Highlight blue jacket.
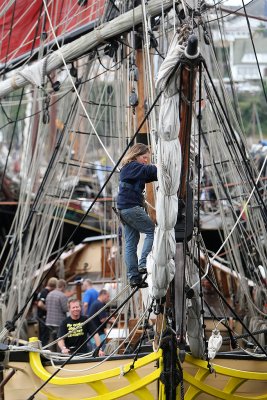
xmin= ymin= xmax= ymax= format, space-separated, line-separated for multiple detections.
xmin=117 ymin=161 xmax=157 ymax=209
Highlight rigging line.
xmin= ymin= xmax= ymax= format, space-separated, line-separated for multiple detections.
xmin=49 ymin=303 xmax=151 ymax=373
xmin=0 ymin=0 xmax=15 ymax=17
xmin=0 ymin=88 xmax=25 ymax=198
xmin=81 ymin=100 xmax=117 ymax=107
xmin=214 ymin=6 xmax=244 ymax=129
xmin=196 ymin=62 xmax=210 ymax=359
xmin=0 ymin=0 xmax=49 ymax=65
xmin=81 ymin=48 xmax=134 ymax=84
xmin=206 ymin=162 xmax=262 ymax=282
xmin=219 ymin=4 xmax=267 ymax=23
xmin=2 ymin=0 xmax=17 ymax=73
xmin=96 ymin=49 xmax=122 ymax=72
xmin=211 ymin=152 xmax=267 ymax=263
xmin=203 ymin=269 xmax=267 ymax=356
xmin=141 ymin=0 xmax=159 ymax=150
xmin=105 ymin=0 xmax=119 ymax=23
xmin=0 ymin=101 xmax=12 ymax=122
xmin=206 ymin=0 xmax=254 ymax=23
xmin=201 ymin=159 xmax=266 ymax=287
xmin=26 ymin=284 xmax=141 ymax=400
xmin=58 ymin=159 xmax=116 ymax=173
xmin=241 ymin=0 xmax=267 ymax=104
xmin=5 ymin=88 xmax=164 ymax=338
xmin=42 ymin=0 xmax=116 ymax=169
xmin=203 ymin=22 xmax=238 ymax=133
xmin=0 ymin=86 xmax=76 ymax=130
xmin=202 ymin=60 xmax=267 ymax=224
xmin=123 ymin=299 xmax=155 ymax=374
xmin=44 ymin=284 xmax=130 ymax=350
xmin=204 ymin=80 xmax=247 ymax=172
xmin=0 ymin=72 xmax=99 ymax=128
xmin=154 ymin=46 xmax=165 ymax=59
xmin=192 ymin=177 xmax=266 ymax=296
xmin=0 ymin=2 xmax=44 ymax=122
xmin=75 ymin=130 xmax=134 ymax=138
xmin=210 ymin=0 xmax=225 ymax=7
xmin=222 ymin=326 xmax=267 ymax=342
xmin=0 ymin=94 xmax=80 ymax=304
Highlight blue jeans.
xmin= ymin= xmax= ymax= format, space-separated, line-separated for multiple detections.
xmin=90 ymin=333 xmax=106 ymax=350
xmin=120 ymin=206 xmax=155 ymax=280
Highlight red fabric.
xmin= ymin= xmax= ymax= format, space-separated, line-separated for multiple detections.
xmin=0 ymin=0 xmax=105 ymax=64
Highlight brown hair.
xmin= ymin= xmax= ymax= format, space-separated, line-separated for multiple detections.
xmin=121 ymin=143 xmax=150 ymax=166
xmin=47 ymin=277 xmax=58 ymax=289
xmin=57 ymin=279 xmax=67 ymax=290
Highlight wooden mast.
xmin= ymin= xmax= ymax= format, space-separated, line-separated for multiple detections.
xmin=134 ymin=35 xmax=156 ymax=223
xmin=174 ymin=35 xmax=199 ymax=358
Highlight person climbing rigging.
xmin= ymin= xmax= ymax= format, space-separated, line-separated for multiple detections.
xmin=117 ymin=143 xmax=157 ymax=288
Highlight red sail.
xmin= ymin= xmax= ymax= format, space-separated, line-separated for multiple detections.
xmin=0 ymin=0 xmax=105 ymax=65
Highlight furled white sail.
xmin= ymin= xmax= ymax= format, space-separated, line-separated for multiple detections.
xmin=147 ymin=33 xmax=184 ymax=299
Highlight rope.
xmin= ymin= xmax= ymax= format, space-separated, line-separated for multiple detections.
xmin=43 ymin=283 xmax=130 ymax=350
xmin=42 ymin=0 xmax=117 ymax=169
xmin=0 ymin=78 xmax=163 ymax=341
xmin=26 ymin=283 xmax=147 ymax=399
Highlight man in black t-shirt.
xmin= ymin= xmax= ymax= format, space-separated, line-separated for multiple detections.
xmin=58 ymin=298 xmax=105 ymax=355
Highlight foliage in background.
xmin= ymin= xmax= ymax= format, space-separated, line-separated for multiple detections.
xmin=238 ymin=84 xmax=267 ymax=139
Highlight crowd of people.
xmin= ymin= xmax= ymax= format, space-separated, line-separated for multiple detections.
xmin=35 ymin=278 xmax=110 ymax=356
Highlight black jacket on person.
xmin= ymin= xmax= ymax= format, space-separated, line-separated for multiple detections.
xmin=117 ymin=161 xmax=157 ymax=210
xmin=88 ymin=299 xmax=108 ymax=336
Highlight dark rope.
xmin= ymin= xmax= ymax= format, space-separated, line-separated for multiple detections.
xmin=241 ymin=0 xmax=267 ymax=104
xmin=203 ymin=272 xmax=267 ymax=356
xmin=202 ymin=58 xmax=267 ymax=226
xmin=26 ymin=284 xmax=142 ymax=399
xmin=122 ymin=298 xmax=155 ymax=374
xmin=2 ymin=88 xmax=163 ymax=331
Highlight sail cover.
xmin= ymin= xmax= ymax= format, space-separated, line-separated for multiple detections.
xmin=147 ymin=33 xmax=184 ymax=299
xmin=0 ymin=0 xmax=105 ymax=67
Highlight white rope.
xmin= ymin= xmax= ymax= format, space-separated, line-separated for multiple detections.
xmin=42 ymin=0 xmax=116 ymax=169
xmin=0 ymin=0 xmax=39 ymax=48
xmin=0 ymin=0 xmax=95 ymax=65
xmin=0 ymin=0 xmax=175 ymax=97
xmin=211 ymin=153 xmax=267 ymax=262
xmin=141 ymin=0 xmax=158 ymax=153
xmin=0 ymin=0 xmax=16 ymax=17
xmin=43 ymin=283 xmax=130 ymax=350
xmin=47 ymin=302 xmax=151 ymax=373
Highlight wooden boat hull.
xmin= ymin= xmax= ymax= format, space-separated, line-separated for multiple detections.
xmin=2 ymin=345 xmax=267 ymax=399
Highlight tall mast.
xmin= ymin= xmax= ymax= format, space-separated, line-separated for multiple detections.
xmin=174 ymin=34 xmax=201 ymax=367
xmin=135 ymin=43 xmax=157 ymax=222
